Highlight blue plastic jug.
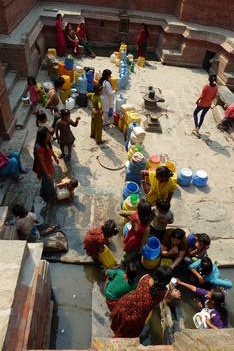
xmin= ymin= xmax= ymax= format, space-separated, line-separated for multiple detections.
xmin=115 ymin=94 xmax=126 ymax=114
xmin=78 ymin=74 xmax=87 ymax=94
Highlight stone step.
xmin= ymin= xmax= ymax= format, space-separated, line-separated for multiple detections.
xmin=0 ymin=206 xmax=8 ymax=236
xmin=15 ymin=101 xmax=32 ymax=129
xmin=0 ymin=178 xmax=11 ymax=205
xmin=1 ymin=224 xmax=18 ymax=240
xmin=5 ymin=70 xmax=19 ymax=94
xmin=2 ymin=63 xmax=8 ymax=76
xmin=8 ymin=78 xmax=27 ymax=114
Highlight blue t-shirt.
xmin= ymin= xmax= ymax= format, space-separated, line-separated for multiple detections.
xmin=189 ymin=259 xmax=232 ymax=289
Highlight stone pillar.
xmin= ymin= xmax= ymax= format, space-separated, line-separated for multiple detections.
xmin=0 ymin=61 xmax=16 ymax=140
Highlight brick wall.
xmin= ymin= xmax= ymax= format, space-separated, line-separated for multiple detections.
xmin=0 ymin=62 xmax=15 ymax=139
xmin=40 ymin=0 xmax=176 ymax=14
xmin=177 ymin=0 xmax=234 ymax=30
xmin=0 ymin=0 xmax=37 ymax=34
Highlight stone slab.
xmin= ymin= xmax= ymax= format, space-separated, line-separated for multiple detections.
xmin=0 ymin=206 xmax=8 ymax=235
xmin=0 ymin=240 xmax=27 ymax=350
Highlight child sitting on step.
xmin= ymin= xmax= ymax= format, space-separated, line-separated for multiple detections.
xmin=11 ymin=204 xmax=40 ymax=241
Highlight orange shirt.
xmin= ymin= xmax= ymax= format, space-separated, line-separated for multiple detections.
xmin=198 ymin=83 xmax=218 ymax=107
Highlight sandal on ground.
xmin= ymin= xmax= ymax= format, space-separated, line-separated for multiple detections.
xmin=96 ymin=140 xmax=106 ymax=145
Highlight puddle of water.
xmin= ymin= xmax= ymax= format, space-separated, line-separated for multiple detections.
xmin=49 ymin=263 xmax=234 ymax=348
xmin=49 ymin=263 xmax=105 ymax=349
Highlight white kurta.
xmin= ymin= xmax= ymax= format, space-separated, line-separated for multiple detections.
xmin=101 ymin=80 xmax=115 ymax=113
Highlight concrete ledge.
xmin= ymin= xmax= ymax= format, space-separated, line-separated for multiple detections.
xmin=212 ymin=105 xmax=225 ymax=123
xmin=215 ymin=86 xmax=234 ymax=107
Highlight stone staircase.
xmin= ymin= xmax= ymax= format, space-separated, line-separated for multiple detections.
xmin=3 ymin=63 xmax=31 ymax=129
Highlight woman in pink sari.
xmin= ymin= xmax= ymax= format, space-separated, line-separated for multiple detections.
xmin=56 ymin=14 xmax=66 ymax=57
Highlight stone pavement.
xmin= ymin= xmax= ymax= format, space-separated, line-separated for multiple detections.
xmin=0 ymin=54 xmax=234 ymax=348
xmin=1 ymin=55 xmax=234 ymax=265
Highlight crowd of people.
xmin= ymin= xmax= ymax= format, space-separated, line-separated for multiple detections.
xmin=0 ymin=16 xmax=233 ymax=342
xmin=82 ymin=163 xmax=232 ymax=337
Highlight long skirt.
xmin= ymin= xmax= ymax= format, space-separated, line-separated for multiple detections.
xmin=40 ymin=173 xmax=55 ymax=202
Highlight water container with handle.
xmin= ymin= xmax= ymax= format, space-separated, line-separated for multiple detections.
xmin=115 ymin=94 xmax=127 ymax=114
xmin=65 ymin=97 xmax=75 ymax=110
xmin=65 ymin=56 xmax=74 ymax=70
xmin=78 ymin=74 xmax=87 ymax=94
xmin=110 ymin=53 xmax=116 ymax=63
xmin=86 ymin=69 xmax=94 ymax=92
xmin=98 ymin=245 xmax=117 ymax=268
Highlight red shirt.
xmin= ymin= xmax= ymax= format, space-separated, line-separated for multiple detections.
xmin=83 ymin=227 xmax=109 ymax=259
xmin=198 ymin=83 xmax=218 ymax=107
xmin=35 ymin=145 xmax=54 ymax=179
xmin=124 ymin=212 xmax=148 ymax=253
xmin=225 ymin=103 xmax=234 ymax=119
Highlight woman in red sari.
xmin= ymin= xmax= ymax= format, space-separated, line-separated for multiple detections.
xmin=56 ymin=13 xmax=66 ymax=57
xmin=76 ymin=22 xmax=96 ymax=58
xmin=110 ymin=266 xmax=180 ymax=338
xmin=137 ymin=23 xmax=149 ymax=58
xmin=65 ymin=23 xmax=80 ymax=57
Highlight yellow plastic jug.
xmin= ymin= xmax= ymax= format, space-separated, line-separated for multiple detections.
xmin=98 ymin=245 xmax=117 ymax=269
xmin=47 ymin=48 xmax=57 ymax=56
xmin=61 ymin=75 xmax=71 ymax=91
xmin=58 ymin=62 xmax=65 ymax=76
xmin=63 ymin=68 xmax=74 ymax=84
xmin=125 ymin=111 xmax=141 ymax=126
xmin=137 ymin=56 xmax=145 ymax=67
xmin=110 ymin=76 xmax=118 ymax=90
xmin=60 ymin=89 xmax=71 ymax=104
